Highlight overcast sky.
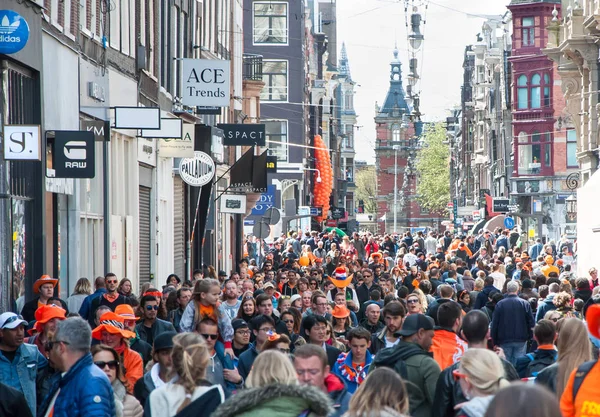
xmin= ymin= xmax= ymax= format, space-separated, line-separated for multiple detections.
xmin=337 ymin=0 xmax=509 ymax=164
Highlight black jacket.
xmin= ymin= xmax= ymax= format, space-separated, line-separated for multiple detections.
xmin=135 ymin=319 xmax=176 ymax=346
xmin=574 ymin=289 xmax=593 ymax=304
xmin=130 ymin=338 xmax=153 ymax=366
xmin=359 ymin=319 xmax=384 ymax=335
xmin=535 ymin=362 xmax=558 ymax=393
xmin=21 ymin=298 xmax=40 ymax=323
xmin=133 ymin=371 xmax=155 ymax=408
xmin=0 ymin=382 xmax=33 ymax=417
xmin=431 ymin=356 xmax=519 ymax=417
xmin=515 ymin=348 xmax=557 ymax=378
xmin=473 ymin=285 xmax=497 ymax=310
xmin=370 ymin=326 xmax=396 ymax=355
xmin=325 ymin=344 xmax=342 ymax=369
xmin=356 ymin=283 xmax=383 ymax=307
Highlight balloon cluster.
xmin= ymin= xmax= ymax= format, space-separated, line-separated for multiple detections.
xmin=312 ymin=135 xmax=333 ymax=223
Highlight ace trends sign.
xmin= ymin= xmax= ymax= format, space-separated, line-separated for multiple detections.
xmin=218 ymin=124 xmax=266 ymax=146
xmin=53 ymin=131 xmax=95 ymax=178
xmin=181 ymin=59 xmax=230 ymax=108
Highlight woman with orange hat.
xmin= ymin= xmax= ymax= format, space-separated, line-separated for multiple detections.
xmin=92 ymin=311 xmax=143 ymax=391
xmin=25 ymin=304 xmax=66 ymax=357
xmin=21 ymin=275 xmax=59 ymax=323
xmin=332 ymin=305 xmax=352 ymax=341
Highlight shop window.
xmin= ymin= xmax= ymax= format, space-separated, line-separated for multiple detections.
xmin=517 ymin=131 xmax=551 ymax=175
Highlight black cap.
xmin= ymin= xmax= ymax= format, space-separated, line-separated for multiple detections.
xmin=218 ymin=270 xmax=227 ymax=277
xmin=154 ymin=331 xmax=176 ymax=352
xmin=232 ymin=319 xmax=249 ymax=332
xmin=398 ymin=314 xmax=435 ymax=337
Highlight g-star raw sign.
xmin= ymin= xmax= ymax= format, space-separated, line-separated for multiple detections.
xmin=53 ymin=130 xmax=95 ymax=178
xmin=218 ymin=124 xmax=266 ymax=146
xmin=181 ymin=59 xmax=230 ymax=107
xmin=179 ymin=151 xmax=215 ymax=187
xmin=0 ymin=10 xmax=30 ymax=55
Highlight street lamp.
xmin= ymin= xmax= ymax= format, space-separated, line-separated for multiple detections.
xmin=409 ymin=12 xmax=424 ymax=50
xmin=393 ymin=144 xmax=399 ymax=234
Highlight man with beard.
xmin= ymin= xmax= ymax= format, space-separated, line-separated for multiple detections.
xmin=88 ymin=273 xmax=129 ymax=327
xmin=219 ymin=280 xmax=242 ymax=321
xmin=135 ymin=295 xmax=175 ymax=347
xmin=370 ymin=301 xmax=406 ymax=354
xmin=133 ymin=331 xmax=175 ymax=407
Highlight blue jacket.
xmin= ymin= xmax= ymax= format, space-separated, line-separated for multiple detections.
xmin=530 ymin=243 xmax=543 ymax=260
xmin=332 ymin=350 xmax=373 ymax=394
xmin=474 ymin=285 xmax=497 ymax=310
xmin=535 ymin=294 xmax=557 ymax=322
xmin=491 ymin=294 xmax=534 ymax=345
xmin=237 ymin=343 xmax=259 ymax=380
xmin=39 ymin=353 xmax=114 ymax=417
xmin=78 ymin=288 xmax=107 ymax=320
xmin=0 ymin=343 xmax=47 ymax=416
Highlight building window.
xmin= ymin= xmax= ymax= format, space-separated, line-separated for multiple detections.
xmin=531 ymin=73 xmax=541 ymax=108
xmin=261 ymin=60 xmax=288 ymax=102
xmin=522 ymin=17 xmax=535 ymax=47
xmin=517 ymin=75 xmax=528 ymax=109
xmin=567 ymin=129 xmax=578 ymax=167
xmin=543 ymin=73 xmax=550 ymax=107
xmin=265 ymin=120 xmax=288 ymax=162
xmin=392 ymin=124 xmax=400 ymax=142
xmin=517 ymin=131 xmax=551 ymax=175
xmin=253 ymin=2 xmax=288 ymax=44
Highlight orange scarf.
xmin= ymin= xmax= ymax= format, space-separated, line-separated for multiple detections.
xmin=199 ymin=303 xmax=218 ymax=322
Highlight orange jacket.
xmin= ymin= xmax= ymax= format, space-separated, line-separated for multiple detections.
xmin=122 ymin=346 xmax=143 ymax=392
xmin=560 ymin=361 xmax=600 ymax=417
xmin=430 ymin=329 xmax=468 ymax=370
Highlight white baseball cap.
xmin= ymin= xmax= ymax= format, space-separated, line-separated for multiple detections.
xmin=0 ymin=312 xmax=28 ymax=329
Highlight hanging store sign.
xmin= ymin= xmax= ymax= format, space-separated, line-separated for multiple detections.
xmin=266 ymin=155 xmax=277 ymax=173
xmin=159 ymin=123 xmax=194 ymax=158
xmin=0 ymin=10 xmax=30 ymax=55
xmin=181 ymin=59 xmax=230 ymax=107
xmin=218 ymin=124 xmax=266 ymax=146
xmin=52 ymin=130 xmax=96 ymax=178
xmin=220 ymin=194 xmax=247 ymax=214
xmin=3 ymin=125 xmax=41 ymax=160
xmin=179 ymin=151 xmax=215 ymax=187
xmin=492 ymin=198 xmax=510 ymax=214
xmin=81 ymin=119 xmax=109 ymax=141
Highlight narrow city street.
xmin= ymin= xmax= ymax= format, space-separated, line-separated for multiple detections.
xmin=0 ymin=0 xmax=598 ymax=416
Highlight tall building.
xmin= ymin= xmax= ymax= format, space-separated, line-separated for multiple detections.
xmin=374 ymin=48 xmax=435 ymax=233
xmin=508 ymin=0 xmax=574 ymax=241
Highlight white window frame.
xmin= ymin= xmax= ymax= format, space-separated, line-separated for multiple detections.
xmin=264 ymin=119 xmax=289 ymax=163
xmin=261 ymin=59 xmax=289 ymax=103
xmin=253 ymin=1 xmax=289 ymax=46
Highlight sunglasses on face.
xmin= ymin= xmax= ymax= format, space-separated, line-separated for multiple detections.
xmin=283 ymin=319 xmax=294 ymax=324
xmin=95 ymin=360 xmax=119 ymax=370
xmin=407 ymin=299 xmax=419 ymax=304
xmin=107 ymin=280 xmax=118 ymax=284
xmin=201 ymin=333 xmax=219 ymax=340
xmin=45 ymin=340 xmax=69 ymax=351
xmin=146 ymin=305 xmax=159 ymax=311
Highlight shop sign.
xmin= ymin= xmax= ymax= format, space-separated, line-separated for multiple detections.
xmin=181 ymin=59 xmax=230 ymax=107
xmin=81 ymin=120 xmax=108 ymax=141
xmin=179 ymin=151 xmax=215 ymax=187
xmin=331 ymin=207 xmax=344 ymax=220
xmin=492 ymin=198 xmax=509 ymax=214
xmin=0 ymin=10 xmax=30 ymax=55
xmin=220 ymin=194 xmax=247 ymax=214
xmin=3 ymin=125 xmax=41 ymax=160
xmin=159 ymin=123 xmax=194 ymax=158
xmin=218 ymin=124 xmax=266 ymax=146
xmin=266 ymin=155 xmax=277 ymax=173
xmin=53 ymin=130 xmax=95 ymax=178
xmin=251 ymin=185 xmax=276 ymax=215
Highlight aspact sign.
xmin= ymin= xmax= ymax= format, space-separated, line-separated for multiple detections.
xmin=218 ymin=124 xmax=266 ymax=146
xmin=181 ymin=59 xmax=230 ymax=108
xmin=178 ymin=151 xmax=215 ymax=187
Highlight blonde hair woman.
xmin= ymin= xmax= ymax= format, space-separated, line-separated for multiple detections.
xmin=213 ymin=350 xmax=333 ymax=417
xmin=66 ymin=277 xmax=92 ymax=313
xmin=453 ymin=349 xmax=510 ymax=417
xmin=345 ymin=367 xmax=410 ymax=417
xmin=146 ymin=333 xmax=224 ymax=416
xmin=535 ymin=318 xmax=592 ymax=395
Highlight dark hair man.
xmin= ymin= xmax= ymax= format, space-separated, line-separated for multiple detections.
xmin=238 ymin=314 xmax=275 ymax=380
xmin=88 ymin=273 xmax=128 ymax=327
xmin=431 ymin=310 xmax=519 ymax=417
xmin=331 ymin=327 xmax=373 ymax=394
xmin=431 ymin=301 xmax=468 ymax=370
xmin=135 ymin=295 xmax=175 ymax=346
xmin=133 ymin=331 xmax=175 ymax=406
xmin=301 ymin=315 xmax=341 ymax=368
xmin=371 ymin=301 xmax=406 ymax=354
xmin=514 ymin=319 xmax=557 ymax=378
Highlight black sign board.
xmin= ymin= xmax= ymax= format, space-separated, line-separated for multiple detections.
xmin=218 ymin=124 xmax=266 ymax=146
xmin=492 ymin=198 xmax=510 ymax=214
xmin=266 ymin=155 xmax=277 ymax=173
xmin=80 ymin=119 xmax=109 ymax=141
xmin=252 ymin=151 xmax=268 ymax=193
xmin=196 ymin=106 xmax=221 ymax=115
xmin=230 ymin=148 xmax=255 ymax=190
xmin=331 ymin=207 xmax=344 ymax=220
xmin=52 ymin=130 xmax=95 ymax=178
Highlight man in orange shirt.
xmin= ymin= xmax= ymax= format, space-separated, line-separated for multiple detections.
xmin=430 ymin=301 xmax=467 ymax=370
xmin=560 ymin=304 xmax=600 ymax=417
xmin=91 ymin=311 xmax=143 ymax=391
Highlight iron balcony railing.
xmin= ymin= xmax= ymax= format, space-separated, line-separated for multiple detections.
xmin=243 ymin=54 xmax=263 ymax=81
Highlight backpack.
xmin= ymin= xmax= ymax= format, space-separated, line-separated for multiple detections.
xmin=572 ymin=361 xmax=596 ymax=400
xmin=524 ymin=351 xmax=558 ymax=378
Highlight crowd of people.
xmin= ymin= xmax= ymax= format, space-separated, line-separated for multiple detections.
xmin=1 ymin=227 xmax=599 ymax=417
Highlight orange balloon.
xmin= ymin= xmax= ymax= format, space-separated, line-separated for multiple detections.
xmin=299 ymin=256 xmax=310 ymax=267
